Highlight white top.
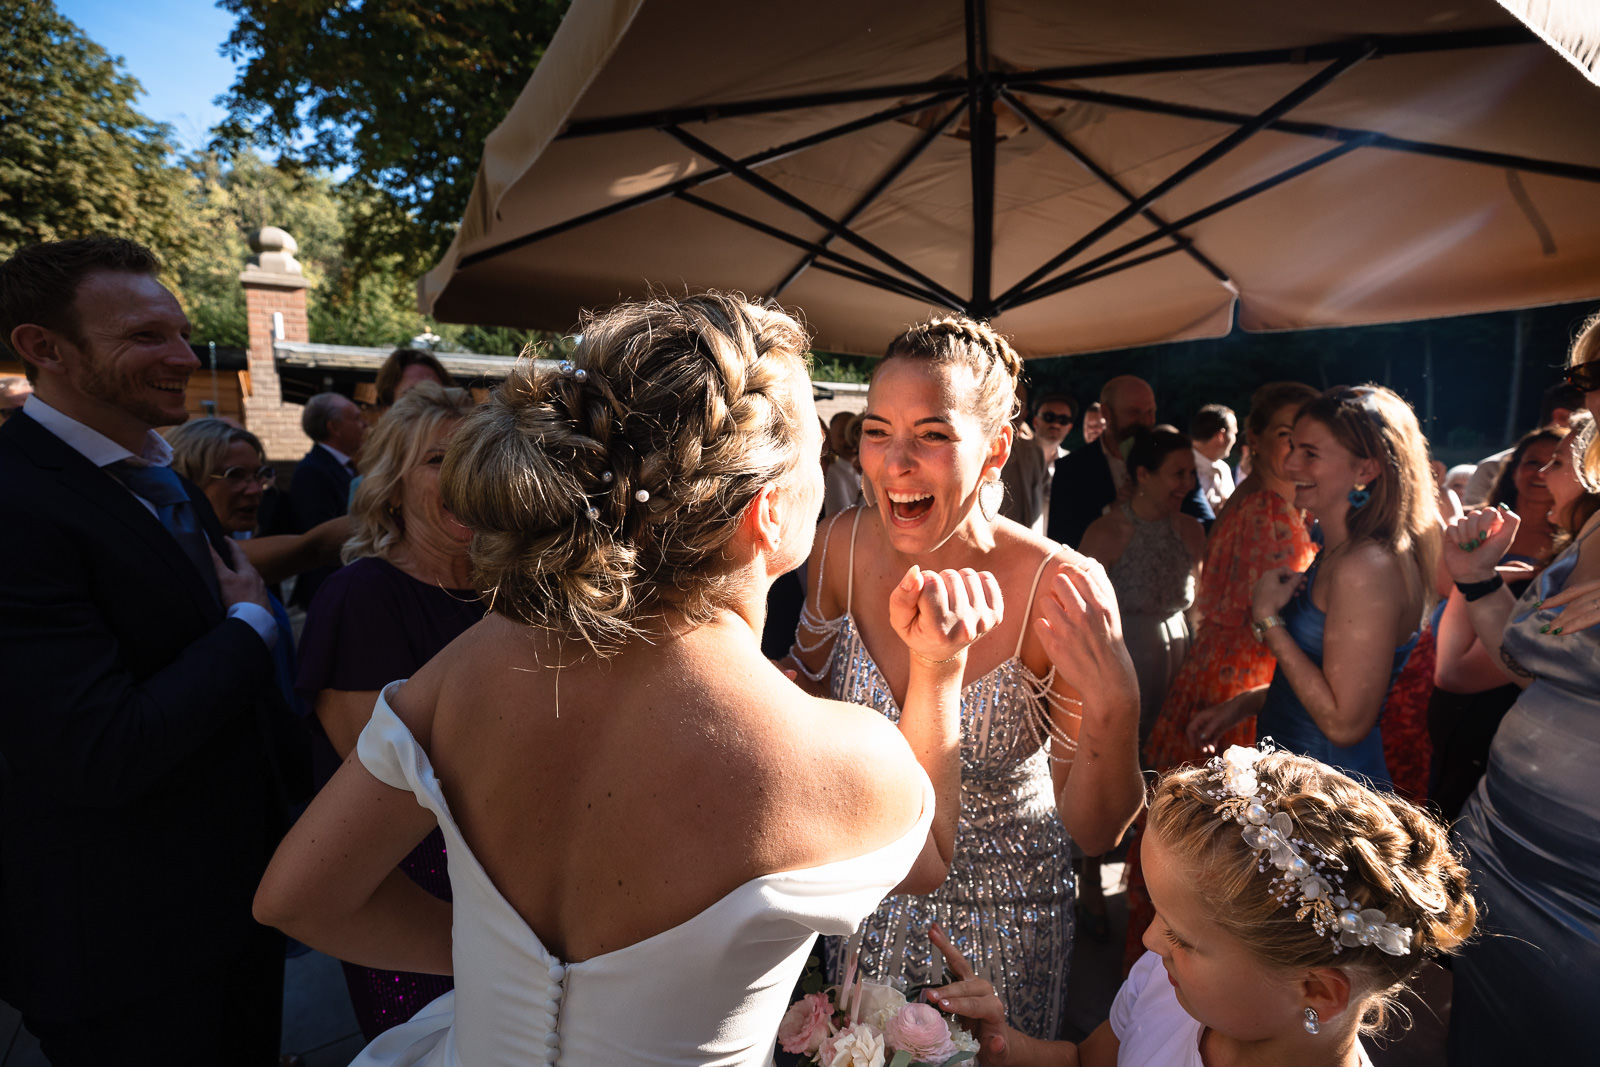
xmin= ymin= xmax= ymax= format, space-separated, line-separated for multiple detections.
xmin=1193 ymin=449 xmax=1234 ymax=511
xmin=349 ymin=683 xmax=935 ymax=1067
xmin=1110 ymin=952 xmax=1373 ymax=1067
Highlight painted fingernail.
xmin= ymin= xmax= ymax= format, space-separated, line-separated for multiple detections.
xmin=1540 ymin=624 xmax=1552 ymax=633
xmin=1552 ymin=626 xmax=1563 ymax=635
xmin=1532 ymin=599 xmax=1544 ymax=609
xmin=1459 ymin=542 xmax=1472 ymax=551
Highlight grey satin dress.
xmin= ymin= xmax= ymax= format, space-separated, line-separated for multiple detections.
xmin=1449 ymin=524 xmax=1600 ymax=1062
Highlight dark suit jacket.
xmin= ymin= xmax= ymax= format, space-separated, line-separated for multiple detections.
xmin=288 ymin=443 xmax=353 ymax=607
xmin=1047 ymin=442 xmax=1215 ymax=549
xmin=0 ymin=412 xmax=307 ymax=1022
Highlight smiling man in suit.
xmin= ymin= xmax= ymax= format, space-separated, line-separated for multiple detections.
xmin=0 ymin=237 xmax=306 ymax=1064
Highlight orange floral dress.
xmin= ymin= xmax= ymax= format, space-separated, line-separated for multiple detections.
xmin=1121 ymin=487 xmax=1315 ymax=972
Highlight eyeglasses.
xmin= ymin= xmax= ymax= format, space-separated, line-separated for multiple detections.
xmin=1565 ymin=362 xmax=1600 ymax=392
xmin=210 ymin=465 xmax=276 ymax=488
xmin=1036 ymin=412 xmax=1074 ymax=427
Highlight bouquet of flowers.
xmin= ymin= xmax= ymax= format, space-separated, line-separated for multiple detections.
xmin=777 ymin=953 xmax=977 ymax=1067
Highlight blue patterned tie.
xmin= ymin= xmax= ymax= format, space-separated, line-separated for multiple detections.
xmin=106 ymin=461 xmax=221 ymax=602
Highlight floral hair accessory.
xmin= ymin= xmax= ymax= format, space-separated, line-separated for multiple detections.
xmin=1202 ymin=742 xmax=1413 ymax=957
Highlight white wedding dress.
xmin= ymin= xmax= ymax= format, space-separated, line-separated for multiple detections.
xmin=348 ymin=683 xmax=934 ymax=1067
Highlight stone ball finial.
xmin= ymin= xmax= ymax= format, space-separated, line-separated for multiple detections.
xmin=246 ymin=227 xmax=303 ymax=276
xmin=249 ymin=226 xmax=298 ymax=255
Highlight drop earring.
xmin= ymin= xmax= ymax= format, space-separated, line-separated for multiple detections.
xmin=1303 ymin=1007 xmax=1320 ymax=1035
xmin=1347 ymin=482 xmax=1370 ymax=510
xmin=859 ymin=473 xmax=878 ymax=509
xmin=978 ymin=469 xmax=1003 ymax=523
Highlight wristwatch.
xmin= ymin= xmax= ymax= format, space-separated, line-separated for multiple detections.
xmin=1251 ymin=614 xmax=1285 ymax=642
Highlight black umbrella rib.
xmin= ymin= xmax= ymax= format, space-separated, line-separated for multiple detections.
xmin=967 ymin=0 xmax=997 ymax=317
xmin=998 ymin=26 xmax=1534 ymax=87
xmin=993 ymin=45 xmax=1373 ymax=312
xmin=456 ymin=90 xmax=963 ymax=272
xmin=676 ymin=191 xmax=959 ymax=310
xmin=1010 ymin=83 xmax=1600 ymax=185
xmin=1010 ymin=138 xmax=1370 ymax=308
xmin=666 ymin=125 xmax=967 ymax=309
xmin=1000 ymin=90 xmax=1231 ymax=287
xmin=559 ymin=79 xmax=969 ymax=139
xmin=772 ymin=102 xmax=965 ymax=299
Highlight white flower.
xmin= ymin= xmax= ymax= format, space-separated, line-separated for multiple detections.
xmin=948 ymin=1022 xmax=979 ymax=1054
xmin=824 ymin=1023 xmax=887 ymax=1067
xmin=854 ymin=982 xmax=908 ymax=1032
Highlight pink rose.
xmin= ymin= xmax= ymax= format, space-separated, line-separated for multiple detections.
xmin=778 ymin=992 xmax=833 ymax=1055
xmin=883 ymin=1002 xmax=957 ymax=1063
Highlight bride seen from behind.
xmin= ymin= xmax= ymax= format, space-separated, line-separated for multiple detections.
xmin=253 ymin=294 xmax=1001 ymax=1066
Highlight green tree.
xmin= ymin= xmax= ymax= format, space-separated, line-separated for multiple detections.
xmin=213 ymin=0 xmax=570 ymax=273
xmin=0 ymin=0 xmax=199 ymax=267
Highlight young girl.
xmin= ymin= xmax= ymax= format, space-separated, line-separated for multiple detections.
xmin=925 ymin=744 xmax=1476 ymax=1066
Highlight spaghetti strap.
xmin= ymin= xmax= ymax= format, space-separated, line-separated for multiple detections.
xmin=845 ymin=507 xmax=864 ymax=616
xmin=1014 ymin=549 xmax=1065 ymax=658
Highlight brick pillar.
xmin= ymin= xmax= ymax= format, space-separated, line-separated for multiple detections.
xmin=240 ymin=227 xmax=313 ymax=462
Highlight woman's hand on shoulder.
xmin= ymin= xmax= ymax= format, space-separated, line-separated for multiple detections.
xmin=889 ymin=564 xmax=1004 ymax=665
xmin=1442 ymin=505 xmax=1519 ymax=582
xmin=1032 ymin=553 xmax=1137 ymax=705
xmin=1536 ymin=575 xmax=1600 ymax=636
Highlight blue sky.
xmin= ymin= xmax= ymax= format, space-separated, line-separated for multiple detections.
xmin=56 ymin=0 xmax=241 ymax=152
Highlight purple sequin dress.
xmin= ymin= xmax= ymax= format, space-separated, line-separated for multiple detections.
xmin=297 ymin=557 xmax=483 ymax=1040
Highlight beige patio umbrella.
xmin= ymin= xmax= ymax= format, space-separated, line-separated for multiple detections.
xmin=419 ymin=0 xmax=1600 ymax=357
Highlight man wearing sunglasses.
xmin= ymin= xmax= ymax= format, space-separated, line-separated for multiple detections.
xmin=0 ymin=238 xmax=307 ymax=1063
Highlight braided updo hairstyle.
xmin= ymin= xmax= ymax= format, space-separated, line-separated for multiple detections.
xmin=1149 ymin=752 xmax=1477 ymax=1033
xmin=443 ymin=293 xmax=811 ymax=654
xmin=879 ymin=316 xmax=1024 ymax=434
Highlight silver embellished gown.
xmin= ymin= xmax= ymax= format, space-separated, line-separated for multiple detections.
xmin=808 ymin=517 xmax=1074 ymax=1040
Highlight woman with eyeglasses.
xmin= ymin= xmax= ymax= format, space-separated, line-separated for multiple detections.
xmin=1187 ymin=384 xmax=1440 ymax=791
xmin=167 ymin=418 xmax=323 ymax=709
xmin=166 ymin=417 xmax=351 ymax=585
xmin=1440 ymin=317 xmax=1600 ymax=1062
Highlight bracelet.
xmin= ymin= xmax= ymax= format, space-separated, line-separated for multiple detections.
xmin=1455 ymin=574 xmax=1504 ymax=602
xmin=1250 ymin=614 xmax=1285 ymax=642
xmin=910 ymin=650 xmax=964 ymax=667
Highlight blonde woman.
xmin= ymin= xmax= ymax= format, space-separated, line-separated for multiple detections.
xmin=256 ymin=295 xmax=996 ymax=1065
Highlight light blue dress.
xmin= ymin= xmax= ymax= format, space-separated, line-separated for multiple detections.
xmin=1255 ymin=554 xmax=1417 ymax=790
xmin=1449 ymin=526 xmax=1600 ymax=1063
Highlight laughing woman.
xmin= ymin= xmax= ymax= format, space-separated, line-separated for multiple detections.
xmin=1188 ymin=385 xmax=1438 ymax=789
xmin=787 ymin=317 xmax=1143 ymax=1040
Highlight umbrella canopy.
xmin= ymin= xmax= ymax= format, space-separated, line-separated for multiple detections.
xmin=419 ymin=0 xmax=1600 ymax=357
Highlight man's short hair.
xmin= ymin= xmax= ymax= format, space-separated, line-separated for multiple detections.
xmin=1538 ymin=380 xmax=1584 ymax=427
xmin=0 ymin=237 xmax=163 ymax=382
xmin=1190 ymin=403 xmax=1236 ymax=441
xmin=1032 ymin=393 xmax=1077 ymax=420
xmin=302 ymin=392 xmax=350 ymax=442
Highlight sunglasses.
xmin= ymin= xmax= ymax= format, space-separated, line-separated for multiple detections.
xmin=1036 ymin=412 xmax=1074 ymax=427
xmin=1565 ymin=362 xmax=1600 ymax=392
xmin=210 ymin=465 xmax=276 ymax=488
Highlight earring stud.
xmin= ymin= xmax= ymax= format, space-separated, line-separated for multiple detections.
xmin=1303 ymin=1007 xmax=1320 ymax=1035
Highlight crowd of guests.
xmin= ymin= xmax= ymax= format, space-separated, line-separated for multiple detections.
xmin=2 ymin=235 xmax=1598 ymax=1067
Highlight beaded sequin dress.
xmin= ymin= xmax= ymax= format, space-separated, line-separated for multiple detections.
xmin=802 ymin=511 xmax=1074 ymax=1040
